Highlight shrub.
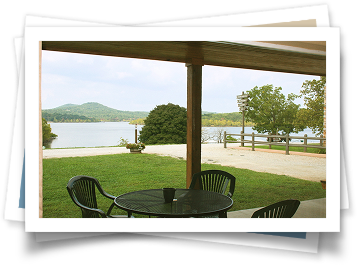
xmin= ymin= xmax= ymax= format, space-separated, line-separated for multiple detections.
xmin=138 ymin=103 xmax=187 ymax=144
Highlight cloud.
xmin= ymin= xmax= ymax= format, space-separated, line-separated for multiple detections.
xmin=203 ymin=65 xmax=235 ymax=88
xmin=42 ymin=73 xmax=69 ymax=85
xmin=42 ymin=50 xmax=72 ymax=63
xmin=41 ymin=50 xmax=320 ymax=113
xmin=116 ymin=72 xmax=133 ymax=79
xmin=130 ymin=59 xmax=185 ymax=86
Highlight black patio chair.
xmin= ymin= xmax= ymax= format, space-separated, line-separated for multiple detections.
xmin=251 ymin=199 xmax=300 ymax=218
xmin=189 ymin=170 xmax=236 ymax=218
xmin=67 ymin=175 xmax=132 ymax=218
xmin=189 ymin=170 xmax=236 ymax=197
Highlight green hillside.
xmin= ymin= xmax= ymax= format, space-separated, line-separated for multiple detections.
xmin=129 ymin=111 xmax=254 ymax=127
xmin=42 ymin=102 xmax=149 ymax=122
xmin=202 ymin=112 xmax=254 ymax=126
xmin=42 ymin=103 xmax=253 ymax=126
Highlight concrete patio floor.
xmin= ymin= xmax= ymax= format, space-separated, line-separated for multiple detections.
xmin=227 ymin=198 xmax=326 ymax=218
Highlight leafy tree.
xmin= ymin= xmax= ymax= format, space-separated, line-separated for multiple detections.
xmin=42 ymin=118 xmax=57 ymax=146
xmin=245 ymin=85 xmax=302 ymax=135
xmin=294 ymin=77 xmax=326 ymax=136
xmin=138 ymin=103 xmax=187 ymax=144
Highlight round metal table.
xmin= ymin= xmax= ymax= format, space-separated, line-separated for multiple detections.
xmin=114 ymin=189 xmax=233 ymax=218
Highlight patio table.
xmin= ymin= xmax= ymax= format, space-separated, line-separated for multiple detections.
xmin=114 ymin=189 xmax=233 ymax=218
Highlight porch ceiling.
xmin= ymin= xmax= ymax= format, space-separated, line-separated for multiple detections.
xmin=42 ymin=41 xmax=325 ymax=76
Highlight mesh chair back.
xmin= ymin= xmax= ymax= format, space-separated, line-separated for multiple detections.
xmin=251 ymin=199 xmax=300 ymax=218
xmin=189 ymin=170 xmax=236 ymax=197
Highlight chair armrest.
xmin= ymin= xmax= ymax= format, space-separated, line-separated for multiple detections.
xmin=98 ymin=191 xmax=122 ymax=216
xmin=104 ymin=192 xmax=116 ymax=200
xmin=96 ymin=186 xmax=116 ymax=200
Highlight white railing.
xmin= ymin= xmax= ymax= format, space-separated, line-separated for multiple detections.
xmin=223 ymin=131 xmax=326 ymax=155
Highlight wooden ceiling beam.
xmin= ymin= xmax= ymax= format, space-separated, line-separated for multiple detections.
xmin=42 ymin=41 xmax=325 ymax=76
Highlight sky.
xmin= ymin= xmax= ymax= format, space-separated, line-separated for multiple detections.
xmin=41 ymin=50 xmax=320 ymax=113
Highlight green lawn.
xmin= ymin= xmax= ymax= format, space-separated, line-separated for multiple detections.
xmin=43 ymin=153 xmax=325 ymax=218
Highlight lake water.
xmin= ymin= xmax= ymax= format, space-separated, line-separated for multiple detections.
xmin=47 ymin=122 xmax=320 ymax=149
xmin=48 ymin=122 xmax=144 ymax=148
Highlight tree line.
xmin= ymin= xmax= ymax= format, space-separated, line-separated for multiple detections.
xmin=42 ymin=112 xmax=99 ymax=123
xmin=129 ymin=112 xmax=255 ymax=127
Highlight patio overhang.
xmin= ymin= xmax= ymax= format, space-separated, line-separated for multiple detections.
xmin=41 ymin=40 xmax=326 ymax=188
xmin=42 ymin=41 xmax=326 ymax=76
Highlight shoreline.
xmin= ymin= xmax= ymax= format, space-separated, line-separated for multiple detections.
xmin=47 ymin=121 xmax=254 ymax=127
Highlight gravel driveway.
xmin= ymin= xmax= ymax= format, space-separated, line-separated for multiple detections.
xmin=43 ymin=143 xmax=326 ymax=182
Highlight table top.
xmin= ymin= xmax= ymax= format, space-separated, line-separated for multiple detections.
xmin=114 ymin=189 xmax=233 ymax=218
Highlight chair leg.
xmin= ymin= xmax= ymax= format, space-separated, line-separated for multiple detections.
xmin=107 ymin=203 xmax=116 ymax=216
xmin=219 ymin=211 xmax=227 ymax=218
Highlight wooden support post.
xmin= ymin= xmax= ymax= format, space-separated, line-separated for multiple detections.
xmin=286 ymin=133 xmax=290 ymax=155
xmin=241 ymin=109 xmax=245 ymax=147
xmin=135 ymin=124 xmax=138 ymax=144
xmin=268 ymin=132 xmax=272 ymax=149
xmin=251 ymin=132 xmax=255 ymax=151
xmin=39 ymin=41 xmax=43 ymax=218
xmin=223 ymin=131 xmax=227 ymax=148
xmin=186 ymin=63 xmax=202 ymax=188
xmin=304 ymin=134 xmax=307 ymax=152
xmin=323 ymin=86 xmax=326 ymax=146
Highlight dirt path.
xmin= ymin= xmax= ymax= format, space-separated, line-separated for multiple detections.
xmin=43 ymin=143 xmax=326 ymax=182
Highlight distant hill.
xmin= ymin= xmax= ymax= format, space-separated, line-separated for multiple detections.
xmin=42 ymin=102 xmax=149 ymax=122
xmin=42 ymin=102 xmax=249 ymax=126
xmin=129 ymin=111 xmax=254 ymax=127
xmin=202 ymin=112 xmax=242 ymax=121
xmin=201 ymin=112 xmax=253 ymax=126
